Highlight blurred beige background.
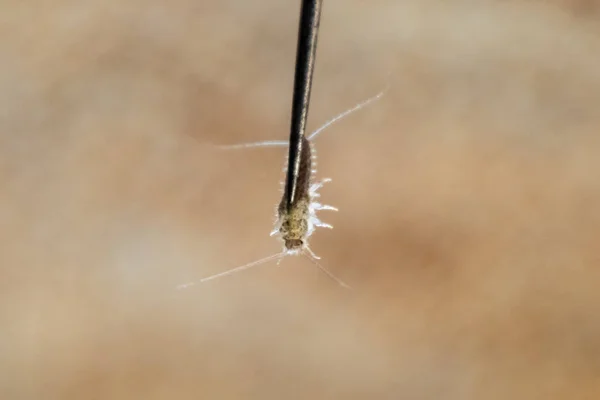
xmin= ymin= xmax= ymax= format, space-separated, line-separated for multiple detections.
xmin=2 ymin=0 xmax=600 ymax=399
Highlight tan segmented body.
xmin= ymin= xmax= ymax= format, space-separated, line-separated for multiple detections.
xmin=177 ymin=86 xmax=386 ymax=288
xmin=276 ymin=136 xmax=315 ymax=252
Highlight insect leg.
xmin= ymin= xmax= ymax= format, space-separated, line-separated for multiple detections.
xmin=314 ymin=220 xmax=333 ymax=229
xmin=310 ymin=177 xmax=332 ymax=194
xmin=312 ymin=202 xmax=338 ymax=212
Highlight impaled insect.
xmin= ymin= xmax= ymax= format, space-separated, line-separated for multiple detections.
xmin=178 ymin=87 xmax=387 ymax=290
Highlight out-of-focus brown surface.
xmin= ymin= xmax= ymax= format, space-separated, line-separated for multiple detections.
xmin=2 ymin=1 xmax=600 ymax=399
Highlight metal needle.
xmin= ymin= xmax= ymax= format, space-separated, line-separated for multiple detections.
xmin=285 ymin=0 xmax=323 ymax=209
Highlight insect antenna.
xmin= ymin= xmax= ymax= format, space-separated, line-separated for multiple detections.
xmin=177 ymin=252 xmax=286 ymax=289
xmin=217 ymin=140 xmax=288 ymax=150
xmin=302 ymin=247 xmax=352 ymax=289
xmin=308 ymin=84 xmax=389 ymax=141
xmin=215 ymin=84 xmax=389 ymax=151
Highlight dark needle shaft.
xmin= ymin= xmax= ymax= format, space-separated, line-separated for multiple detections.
xmin=286 ymin=0 xmax=323 ymax=209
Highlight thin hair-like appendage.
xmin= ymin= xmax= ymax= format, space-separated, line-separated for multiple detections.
xmin=217 ymin=140 xmax=288 ymax=150
xmin=308 ymin=84 xmax=389 ymax=141
xmin=303 ymin=248 xmax=352 ymax=289
xmin=176 ymin=248 xmax=351 ymax=289
xmin=177 ymin=252 xmax=285 ymax=289
xmin=216 ymin=84 xmax=389 ymax=150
